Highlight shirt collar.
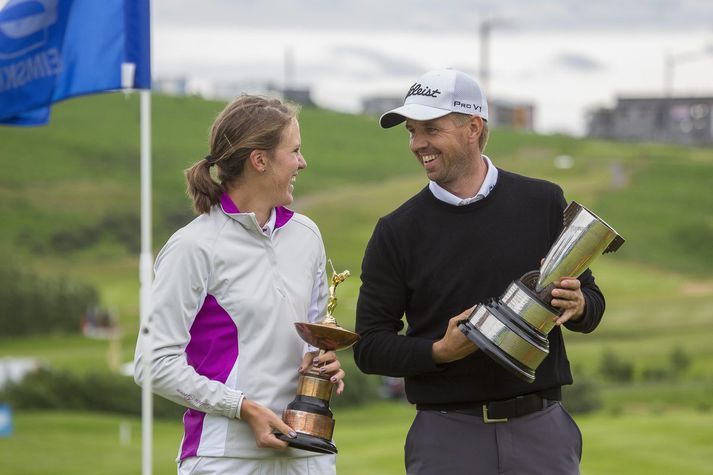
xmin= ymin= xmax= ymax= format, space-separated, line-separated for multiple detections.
xmin=429 ymin=154 xmax=498 ymax=206
xmin=261 ymin=208 xmax=277 ymax=237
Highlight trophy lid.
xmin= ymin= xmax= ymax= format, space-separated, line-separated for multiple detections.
xmin=294 ymin=321 xmax=360 ymax=351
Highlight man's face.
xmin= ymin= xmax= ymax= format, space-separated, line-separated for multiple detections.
xmin=405 ymin=114 xmax=475 ymax=188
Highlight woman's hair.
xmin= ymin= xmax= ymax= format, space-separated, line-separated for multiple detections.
xmin=185 ymin=95 xmax=299 ymax=214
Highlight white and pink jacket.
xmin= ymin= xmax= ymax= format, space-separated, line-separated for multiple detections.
xmin=134 ymin=193 xmax=328 ymax=460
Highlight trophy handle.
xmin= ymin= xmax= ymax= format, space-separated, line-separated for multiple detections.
xmin=538 ymin=201 xmax=625 ymax=292
xmin=604 ymin=235 xmax=625 ymax=254
xmin=562 ymin=201 xmax=583 ymax=228
xmin=563 ymin=202 xmax=625 ymax=255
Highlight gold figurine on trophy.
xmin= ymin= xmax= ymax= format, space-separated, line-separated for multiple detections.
xmin=277 ymin=260 xmax=360 ymax=454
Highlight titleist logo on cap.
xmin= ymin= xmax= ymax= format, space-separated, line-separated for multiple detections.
xmin=406 ymin=83 xmax=441 ymax=99
xmin=379 ymin=69 xmax=488 ymax=128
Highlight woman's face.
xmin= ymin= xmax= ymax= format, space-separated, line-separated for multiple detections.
xmin=265 ymin=118 xmax=306 ymax=207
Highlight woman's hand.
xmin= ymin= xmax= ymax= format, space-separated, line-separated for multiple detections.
xmin=240 ymin=398 xmax=296 ymax=449
xmin=299 ymin=350 xmax=346 ymax=395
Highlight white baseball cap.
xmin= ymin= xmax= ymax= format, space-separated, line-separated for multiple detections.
xmin=379 ymin=69 xmax=488 ymax=128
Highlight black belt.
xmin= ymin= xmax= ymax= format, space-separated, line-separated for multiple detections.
xmin=432 ymin=394 xmax=557 ymax=423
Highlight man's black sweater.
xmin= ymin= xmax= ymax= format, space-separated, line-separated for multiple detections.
xmin=353 ymin=169 xmax=605 ymax=407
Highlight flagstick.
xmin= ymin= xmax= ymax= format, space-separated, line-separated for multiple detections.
xmin=139 ymin=89 xmax=154 ymax=475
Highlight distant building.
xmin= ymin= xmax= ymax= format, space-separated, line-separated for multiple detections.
xmin=153 ymin=77 xmax=189 ymax=96
xmin=282 ymin=87 xmax=314 ymax=106
xmin=489 ymin=100 xmax=535 ymax=131
xmin=207 ymin=80 xmax=279 ymax=101
xmin=361 ymin=96 xmax=535 ymax=131
xmin=362 ymin=96 xmax=404 ymax=117
xmin=206 ymin=80 xmax=314 ymax=106
xmin=587 ymin=96 xmax=713 ymax=146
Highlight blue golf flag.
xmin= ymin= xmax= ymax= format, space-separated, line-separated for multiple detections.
xmin=0 ymin=0 xmax=150 ymax=126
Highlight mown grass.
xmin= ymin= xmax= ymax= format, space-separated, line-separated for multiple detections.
xmin=2 ymin=405 xmax=712 ymax=475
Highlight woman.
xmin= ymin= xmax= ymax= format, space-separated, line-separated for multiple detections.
xmin=134 ymin=95 xmax=344 ymax=474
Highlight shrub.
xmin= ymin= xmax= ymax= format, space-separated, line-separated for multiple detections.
xmin=563 ymin=371 xmax=603 ymax=414
xmin=0 ymin=261 xmax=99 ymax=337
xmin=0 ymin=358 xmax=378 ymax=419
xmin=0 ymin=368 xmax=184 ymax=419
xmin=639 ymin=346 xmax=691 ymax=382
xmin=641 ymin=366 xmax=670 ymax=382
xmin=20 ymin=213 xmax=141 ymax=255
xmin=598 ymin=348 xmax=634 ymax=383
xmin=669 ymin=345 xmax=691 ymax=374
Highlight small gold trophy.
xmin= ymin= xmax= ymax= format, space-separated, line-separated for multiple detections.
xmin=277 ymin=260 xmax=360 ymax=454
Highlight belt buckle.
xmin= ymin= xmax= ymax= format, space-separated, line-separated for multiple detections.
xmin=482 ymin=404 xmax=508 ymax=423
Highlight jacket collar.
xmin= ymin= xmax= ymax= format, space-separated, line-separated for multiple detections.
xmin=219 ymin=192 xmax=294 ymax=230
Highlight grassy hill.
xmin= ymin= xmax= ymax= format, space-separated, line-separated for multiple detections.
xmin=2 ymin=92 xmax=711 ymax=278
xmin=1 ymin=91 xmax=712 ymax=367
xmin=1 ymin=93 xmax=712 ymax=474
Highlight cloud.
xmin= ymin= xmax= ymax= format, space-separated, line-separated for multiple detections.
xmin=551 ymin=52 xmax=605 ymax=72
xmin=154 ymin=0 xmax=713 ymax=31
xmin=327 ymin=45 xmax=425 ymax=77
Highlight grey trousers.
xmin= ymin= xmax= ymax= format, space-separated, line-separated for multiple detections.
xmin=405 ymin=402 xmax=582 ymax=475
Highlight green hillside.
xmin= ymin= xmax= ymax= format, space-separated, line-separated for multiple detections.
xmin=1 ymin=91 xmax=711 ymax=342
xmin=2 ymin=93 xmax=711 ymax=277
xmin=1 ymin=91 xmax=712 ymax=362
xmin=2 ymin=92 xmax=713 ymax=475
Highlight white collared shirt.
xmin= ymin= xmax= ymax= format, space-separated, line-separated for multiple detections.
xmin=260 ymin=208 xmax=277 ymax=237
xmin=429 ymin=154 xmax=499 ymax=206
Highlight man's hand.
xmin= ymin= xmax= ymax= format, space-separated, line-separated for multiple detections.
xmin=299 ymin=350 xmax=346 ymax=395
xmin=550 ymin=277 xmax=586 ymax=326
xmin=240 ymin=398 xmax=295 ymax=449
xmin=432 ymin=306 xmax=478 ymax=364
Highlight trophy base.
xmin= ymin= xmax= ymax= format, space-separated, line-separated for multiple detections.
xmin=458 ymin=300 xmax=550 ymax=384
xmin=278 ymin=378 xmax=337 ymax=456
xmin=459 ymin=319 xmax=536 ymax=384
xmin=275 ymin=431 xmax=338 ymax=455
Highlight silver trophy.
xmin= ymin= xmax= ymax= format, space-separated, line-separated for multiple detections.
xmin=458 ymin=202 xmax=625 ymax=383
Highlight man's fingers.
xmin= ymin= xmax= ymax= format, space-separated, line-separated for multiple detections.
xmin=551 ymin=296 xmax=576 ymax=308
xmin=554 ymin=311 xmax=574 ymax=326
xmin=557 ymin=277 xmax=581 ymax=290
xmin=456 ymin=306 xmax=476 ymax=321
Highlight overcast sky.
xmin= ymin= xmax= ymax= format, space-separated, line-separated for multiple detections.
xmin=151 ymin=1 xmax=713 ymax=135
xmin=155 ymin=0 xmax=713 ymax=32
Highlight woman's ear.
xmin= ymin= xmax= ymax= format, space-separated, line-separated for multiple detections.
xmin=248 ymin=149 xmax=267 ymax=173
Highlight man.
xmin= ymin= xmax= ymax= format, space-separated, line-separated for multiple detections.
xmin=353 ymin=69 xmax=605 ymax=475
